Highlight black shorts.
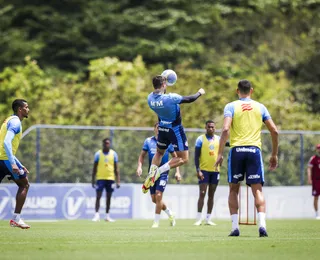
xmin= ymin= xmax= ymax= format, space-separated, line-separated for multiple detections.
xmin=0 ymin=160 xmax=26 ymax=183
xmin=157 ymin=125 xmax=188 ymax=151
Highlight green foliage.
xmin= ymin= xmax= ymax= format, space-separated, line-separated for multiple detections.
xmin=0 ymin=0 xmax=319 ymax=184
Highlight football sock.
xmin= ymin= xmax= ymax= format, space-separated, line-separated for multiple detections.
xmin=149 ymin=164 xmax=158 ymax=174
xmin=206 ymin=213 xmax=211 ymax=221
xmin=258 ymin=212 xmax=266 ymax=228
xmin=158 ymin=163 xmax=170 ymax=174
xmin=197 ymin=212 xmax=202 ymax=221
xmin=231 ymin=214 xmax=239 ymax=230
xmin=13 ymin=214 xmax=21 ymax=222
xmin=154 ymin=214 xmax=161 ymax=223
xmin=164 ymin=208 xmax=172 ymax=217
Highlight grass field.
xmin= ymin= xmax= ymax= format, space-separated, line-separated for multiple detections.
xmin=1 ymin=219 xmax=319 ymax=260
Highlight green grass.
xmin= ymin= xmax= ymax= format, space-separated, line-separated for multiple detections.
xmin=1 ymin=219 xmax=319 ymax=260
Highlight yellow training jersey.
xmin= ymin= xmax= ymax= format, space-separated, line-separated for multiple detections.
xmin=0 ymin=116 xmax=22 ymax=160
xmin=96 ymin=149 xmax=116 ymax=180
xmin=199 ymin=134 xmax=220 ymax=172
xmin=224 ymin=98 xmax=271 ymax=149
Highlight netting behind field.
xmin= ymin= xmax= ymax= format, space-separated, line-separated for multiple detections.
xmin=14 ymin=125 xmax=320 ymax=185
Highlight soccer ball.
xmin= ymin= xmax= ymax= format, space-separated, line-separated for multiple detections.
xmin=161 ymin=69 xmax=177 ymax=86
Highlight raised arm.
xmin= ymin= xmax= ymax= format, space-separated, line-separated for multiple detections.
xmin=180 ymin=88 xmax=205 ymax=103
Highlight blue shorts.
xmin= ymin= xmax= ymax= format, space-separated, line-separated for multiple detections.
xmin=198 ymin=170 xmax=220 ymax=185
xmin=150 ymin=173 xmax=169 ymax=195
xmin=227 ymin=146 xmax=264 ymax=185
xmin=157 ymin=125 xmax=188 ymax=151
xmin=0 ymin=160 xmax=27 ymax=183
xmin=96 ymin=180 xmax=115 ymax=193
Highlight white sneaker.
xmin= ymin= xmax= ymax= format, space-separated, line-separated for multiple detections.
xmin=151 ymin=222 xmax=159 ymax=228
xmin=193 ymin=219 xmax=202 ymax=226
xmin=105 ymin=217 xmax=116 ymax=222
xmin=169 ymin=213 xmax=176 ymax=227
xmin=10 ymin=219 xmax=30 ymax=229
xmin=92 ymin=213 xmax=100 ymax=222
xmin=205 ymin=220 xmax=217 ymax=226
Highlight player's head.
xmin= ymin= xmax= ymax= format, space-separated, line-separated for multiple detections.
xmin=316 ymin=144 xmax=320 ymax=155
xmin=237 ymin=79 xmax=253 ymax=96
xmin=12 ymin=99 xmax=29 ymax=119
xmin=153 ymin=75 xmax=166 ymax=90
xmin=153 ymin=122 xmax=159 ymax=137
xmin=102 ymin=137 xmax=111 ymax=151
xmin=205 ymin=120 xmax=215 ymax=135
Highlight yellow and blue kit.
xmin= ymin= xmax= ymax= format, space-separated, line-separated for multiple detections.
xmin=224 ymin=98 xmax=271 ymax=185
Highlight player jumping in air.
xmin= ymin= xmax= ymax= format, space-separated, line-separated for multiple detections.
xmin=136 ymin=122 xmax=181 ymax=228
xmin=142 ymin=75 xmax=205 ymax=192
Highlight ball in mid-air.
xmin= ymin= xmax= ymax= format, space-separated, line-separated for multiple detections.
xmin=161 ymin=69 xmax=177 ymax=86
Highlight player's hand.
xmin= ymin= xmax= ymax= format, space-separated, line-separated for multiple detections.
xmin=116 ymin=183 xmax=120 ymax=189
xmin=92 ymin=182 xmax=96 ymax=189
xmin=11 ymin=164 xmax=20 ymax=174
xmin=268 ymin=155 xmax=278 ymax=171
xmin=198 ymin=88 xmax=205 ymax=95
xmin=214 ymin=155 xmax=223 ymax=170
xmin=136 ymin=167 xmax=142 ymax=177
xmin=308 ymin=178 xmax=312 ymax=185
xmin=175 ymin=173 xmax=182 ymax=182
xmin=22 ymin=166 xmax=29 ymax=175
xmin=197 ymin=171 xmax=204 ymax=181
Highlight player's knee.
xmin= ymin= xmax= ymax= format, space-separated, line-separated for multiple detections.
xmin=155 ymin=192 xmax=162 ymax=202
xmin=178 ymin=157 xmax=188 ymax=165
xmin=208 ymin=194 xmax=214 ymax=201
xmin=157 ymin=149 xmax=165 ymax=156
xmin=24 ymin=182 xmax=30 ymax=190
xmin=183 ymin=157 xmax=189 ymax=164
xmin=19 ymin=180 xmax=30 ymax=190
xmin=199 ymin=190 xmax=206 ymax=199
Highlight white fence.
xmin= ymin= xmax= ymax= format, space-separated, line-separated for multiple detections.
xmin=134 ymin=184 xmax=315 ymax=220
xmin=0 ymin=183 xmax=315 ymax=220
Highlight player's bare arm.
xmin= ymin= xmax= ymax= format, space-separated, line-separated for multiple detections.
xmin=307 ymin=166 xmax=312 ymax=185
xmin=136 ymin=150 xmax=147 ymax=177
xmin=22 ymin=166 xmax=29 ymax=174
xmin=171 ymin=151 xmax=181 ymax=181
xmin=194 ymin=145 xmax=204 ymax=180
xmin=115 ymin=162 xmax=120 ymax=188
xmin=214 ymin=117 xmax=232 ymax=168
xmin=264 ymin=118 xmax=279 ymax=171
xmin=91 ymin=162 xmax=98 ymax=188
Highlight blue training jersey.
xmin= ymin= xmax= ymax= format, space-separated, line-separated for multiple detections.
xmin=142 ymin=136 xmax=174 ymax=166
xmin=147 ymin=92 xmax=183 ymax=128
